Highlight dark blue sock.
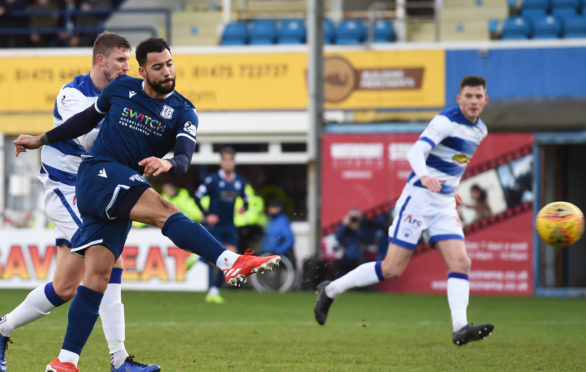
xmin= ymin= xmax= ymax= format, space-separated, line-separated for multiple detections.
xmin=44 ymin=282 xmax=67 ymax=307
xmin=61 ymin=286 xmax=103 ymax=355
xmin=162 ymin=213 xmax=225 ymax=263
xmin=213 ymin=267 xmax=225 ymax=289
xmin=208 ymin=263 xmax=215 ymax=290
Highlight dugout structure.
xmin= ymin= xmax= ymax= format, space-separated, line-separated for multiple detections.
xmin=534 ymin=131 xmax=586 ymax=296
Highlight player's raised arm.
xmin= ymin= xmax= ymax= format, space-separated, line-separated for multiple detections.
xmin=14 ymin=104 xmax=105 ymax=156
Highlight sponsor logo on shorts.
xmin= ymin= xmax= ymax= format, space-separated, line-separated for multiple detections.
xmin=129 ymin=174 xmax=146 ymax=183
xmin=404 ymin=214 xmax=422 ymax=227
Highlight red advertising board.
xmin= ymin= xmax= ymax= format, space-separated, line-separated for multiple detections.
xmin=321 ymin=132 xmax=534 ymax=295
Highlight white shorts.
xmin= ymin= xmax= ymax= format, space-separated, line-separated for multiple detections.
xmin=388 ymin=187 xmax=464 ymax=250
xmin=43 ymin=182 xmax=82 ymax=247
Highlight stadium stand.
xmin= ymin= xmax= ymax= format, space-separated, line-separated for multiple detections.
xmin=334 ymin=19 xmax=366 ymax=45
xmin=249 ymin=19 xmax=277 ymax=45
xmin=220 ymin=21 xmax=248 ymax=45
xmin=563 ymin=14 xmax=586 ymax=37
xmin=277 ymin=19 xmax=306 ymax=44
xmin=373 ymin=20 xmax=394 ymax=42
xmin=501 ymin=16 xmax=532 ymax=39
xmin=493 ymin=0 xmax=586 ymax=40
xmin=532 ymin=15 xmax=563 ymax=38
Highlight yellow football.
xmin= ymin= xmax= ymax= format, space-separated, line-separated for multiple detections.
xmin=536 ymin=201 xmax=585 ymax=248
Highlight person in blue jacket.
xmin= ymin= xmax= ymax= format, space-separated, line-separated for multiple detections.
xmin=261 ymin=200 xmax=295 ymax=268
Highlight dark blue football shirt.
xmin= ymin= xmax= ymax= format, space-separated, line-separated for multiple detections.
xmin=195 ymin=170 xmax=248 ymax=228
xmin=91 ymin=75 xmax=198 ymax=172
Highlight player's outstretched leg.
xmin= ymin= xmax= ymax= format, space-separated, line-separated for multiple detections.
xmin=222 ymin=249 xmax=281 ymax=286
xmin=452 ymin=323 xmax=494 ymax=346
xmin=314 ymin=280 xmax=333 ymax=325
xmin=161 ymin=213 xmax=280 ymax=286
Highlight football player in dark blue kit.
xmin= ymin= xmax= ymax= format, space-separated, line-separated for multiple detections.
xmin=14 ymin=37 xmax=280 ymax=372
xmin=193 ymin=146 xmax=248 ymax=304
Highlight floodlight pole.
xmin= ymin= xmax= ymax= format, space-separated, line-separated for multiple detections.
xmin=307 ymin=0 xmax=324 ymax=259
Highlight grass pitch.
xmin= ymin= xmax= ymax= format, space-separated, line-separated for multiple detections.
xmin=1 ymin=288 xmax=585 ymax=371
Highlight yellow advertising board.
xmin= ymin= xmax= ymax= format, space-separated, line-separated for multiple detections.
xmin=0 ymin=48 xmax=445 ymax=127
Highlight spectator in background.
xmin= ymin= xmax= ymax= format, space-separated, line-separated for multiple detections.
xmin=333 ymin=207 xmax=370 ymax=278
xmin=76 ymin=0 xmax=112 ymax=46
xmin=261 ymin=200 xmax=295 ymax=268
xmin=235 ymin=184 xmax=267 ymax=254
xmin=463 ymin=184 xmax=491 ymax=222
xmin=28 ymin=0 xmax=60 ymax=47
xmin=0 ymin=0 xmax=29 ymax=48
xmin=161 ymin=182 xmax=202 ymax=223
xmin=50 ymin=0 xmax=82 ymax=47
xmin=189 ymin=146 xmax=248 ymax=304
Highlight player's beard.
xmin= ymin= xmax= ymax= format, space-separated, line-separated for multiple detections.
xmin=148 ymin=76 xmax=176 ymax=94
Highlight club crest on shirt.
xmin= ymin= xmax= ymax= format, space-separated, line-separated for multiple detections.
xmin=183 ymin=121 xmax=196 ymax=136
xmin=160 ymin=105 xmax=174 ymax=120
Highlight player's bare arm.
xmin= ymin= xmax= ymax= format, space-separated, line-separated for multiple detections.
xmin=13 ymin=134 xmax=45 ymax=156
xmin=420 ymin=175 xmax=442 ymax=193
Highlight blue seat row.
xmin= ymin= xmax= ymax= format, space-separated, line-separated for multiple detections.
xmin=520 ymin=0 xmax=586 ymax=20
xmin=220 ymin=18 xmax=395 ymax=46
xmin=500 ymin=14 xmax=586 ymax=39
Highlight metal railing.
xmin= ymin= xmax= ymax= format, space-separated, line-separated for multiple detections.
xmin=0 ymin=8 xmax=171 ymax=44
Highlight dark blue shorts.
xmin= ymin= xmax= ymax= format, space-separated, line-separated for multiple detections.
xmin=71 ymin=158 xmax=150 ymax=259
xmin=208 ymin=225 xmax=238 ymax=247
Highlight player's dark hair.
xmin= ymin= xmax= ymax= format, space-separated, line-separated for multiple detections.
xmin=460 ymin=75 xmax=486 ymax=91
xmin=220 ymin=146 xmax=236 ymax=156
xmin=92 ymin=32 xmax=131 ymax=65
xmin=136 ymin=37 xmax=171 ymax=66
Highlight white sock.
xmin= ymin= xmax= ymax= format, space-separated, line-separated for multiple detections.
xmin=208 ymin=286 xmax=220 ymax=296
xmin=58 ymin=349 xmax=79 ymax=366
xmin=447 ymin=275 xmax=470 ymax=332
xmin=326 ymin=262 xmax=381 ymax=299
xmin=215 ymin=250 xmax=239 ymax=270
xmin=111 ymin=349 xmax=130 ymax=369
xmin=2 ymin=285 xmax=57 ymax=336
xmin=99 ymin=282 xmax=127 ymax=358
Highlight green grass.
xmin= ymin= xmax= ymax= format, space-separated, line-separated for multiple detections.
xmin=2 ymin=288 xmax=586 ymax=371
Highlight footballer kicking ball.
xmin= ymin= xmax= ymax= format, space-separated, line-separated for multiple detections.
xmin=536 ymin=201 xmax=584 ymax=248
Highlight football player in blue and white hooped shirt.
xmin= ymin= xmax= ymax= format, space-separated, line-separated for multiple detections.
xmin=14 ymin=37 xmax=280 ymax=371
xmin=1 ymin=32 xmax=159 ymax=372
xmin=314 ymin=75 xmax=495 ymax=346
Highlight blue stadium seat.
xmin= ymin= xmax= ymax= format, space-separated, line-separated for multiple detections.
xmin=324 ymin=19 xmax=335 ymax=44
xmin=521 ymin=7 xmax=548 ymax=21
xmin=551 ymin=0 xmax=580 ymax=9
xmin=553 ymin=7 xmax=579 ymax=17
xmin=277 ymin=19 xmax=306 ymax=44
xmin=249 ymin=20 xmax=277 ymax=45
xmin=373 ymin=20 xmax=394 ymax=42
xmin=335 ymin=19 xmax=365 ymax=45
xmin=563 ymin=15 xmax=586 ymax=37
xmin=522 ymin=0 xmax=549 ymax=10
xmin=532 ymin=15 xmax=563 ymax=38
xmin=220 ymin=21 xmax=248 ymax=45
xmin=501 ymin=16 xmax=532 ymax=39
